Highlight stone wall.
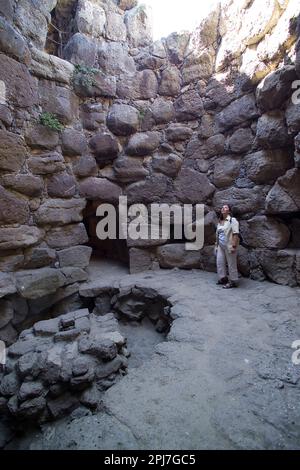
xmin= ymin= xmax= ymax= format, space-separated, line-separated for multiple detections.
xmin=0 ymin=0 xmax=300 ymax=342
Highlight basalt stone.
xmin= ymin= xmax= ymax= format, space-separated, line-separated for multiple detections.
xmin=47 ymin=393 xmax=79 ymax=420
xmin=228 ymin=128 xmax=254 ymax=154
xmin=89 ymin=133 xmax=119 ymax=166
xmin=74 ymin=71 xmax=116 ymax=98
xmin=28 ymin=152 xmax=65 ymax=175
xmin=213 ymin=156 xmax=241 ymax=188
xmin=175 ymin=169 xmax=215 ymax=203
xmin=0 ymin=17 xmax=30 ymax=64
xmin=75 ymin=0 xmax=106 ymax=37
xmin=16 ymin=268 xmax=65 ymax=300
xmin=0 ymin=130 xmax=27 ymax=172
xmin=0 ymin=253 xmax=25 ymax=272
xmin=0 ymin=104 xmax=13 ymax=127
xmin=240 ymin=216 xmax=291 ymax=249
xmin=0 ymin=323 xmax=18 ymax=345
xmin=258 ymin=249 xmax=297 ymax=287
xmin=0 ymin=186 xmax=29 ymax=225
xmin=58 ymin=246 xmax=92 ymax=269
xmin=285 ymin=100 xmax=300 ymax=135
xmin=157 ymin=244 xmax=201 ymax=269
xmin=61 ymin=129 xmax=88 ymax=157
xmin=105 ymin=10 xmax=127 ymax=42
xmin=72 ymin=155 xmax=98 ymax=178
xmin=124 ymin=4 xmax=152 ymax=48
xmin=18 ymin=381 xmax=45 ymax=402
xmin=98 ymin=42 xmax=136 ymax=76
xmin=245 ymin=149 xmax=294 ymax=184
xmin=107 ymin=104 xmax=140 ymax=136
xmin=113 ymin=156 xmax=149 ymax=183
xmin=152 ymin=153 xmax=182 ymax=177
xmin=166 ymin=124 xmax=193 ymax=142
xmin=33 ymin=318 xmax=60 ymax=337
xmin=47 ymin=172 xmax=77 ymax=199
xmin=60 ymin=266 xmax=88 ymax=285
xmin=30 ymin=47 xmax=74 ymax=84
xmin=129 ymin=248 xmax=156 ymax=274
xmin=0 ymin=372 xmax=19 ymax=397
xmin=213 ymin=187 xmax=266 ymax=215
xmin=151 ymin=98 xmax=175 ymax=124
xmin=181 ymin=51 xmax=214 ymax=84
xmin=0 ymin=273 xmax=16 ymax=299
xmin=0 ymin=174 xmax=43 ymax=197
xmin=256 ymin=111 xmax=291 ymax=149
xmin=125 ymin=174 xmax=169 ymax=204
xmin=126 ymin=131 xmax=160 ymax=156
xmin=174 ymin=89 xmax=204 ymax=122
xmin=165 ymin=32 xmax=190 ymax=65
xmin=256 ymin=66 xmax=297 ymax=112
xmin=266 ymin=168 xmax=300 ymax=214
xmin=79 ymin=177 xmax=122 ymax=203
xmin=63 ymin=33 xmax=98 ymax=67
xmin=46 ymin=224 xmax=88 ymax=249
xmin=26 ymin=124 xmax=60 ymax=151
xmin=39 ymin=81 xmax=79 ymax=125
xmin=0 ymin=226 xmax=43 ymax=251
xmin=35 ymin=199 xmax=86 ymax=226
xmin=0 ymin=299 xmax=13 ymax=329
xmin=23 ymin=246 xmax=56 ymax=270
xmin=216 ymin=94 xmax=259 ymax=132
xmin=158 ymin=66 xmax=181 ymax=97
xmin=0 ymin=53 xmax=38 ymax=108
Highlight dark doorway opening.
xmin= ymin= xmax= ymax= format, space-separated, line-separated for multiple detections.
xmin=45 ymin=0 xmax=78 ymax=58
xmin=83 ymin=200 xmax=129 ymax=266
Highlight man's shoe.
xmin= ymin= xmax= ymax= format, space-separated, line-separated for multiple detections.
xmin=216 ymin=277 xmax=228 ymax=285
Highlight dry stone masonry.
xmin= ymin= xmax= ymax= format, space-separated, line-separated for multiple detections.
xmin=0 ymin=0 xmax=300 ymax=342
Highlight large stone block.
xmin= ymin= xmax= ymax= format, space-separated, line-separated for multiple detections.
xmin=285 ymin=101 xmax=300 ymax=135
xmin=14 ymin=0 xmax=51 ymax=49
xmin=58 ymin=246 xmax=92 ymax=269
xmin=72 ymin=155 xmax=98 ymax=178
xmin=126 ymin=131 xmax=161 ymax=156
xmin=175 ymin=169 xmax=215 ymax=203
xmin=29 ymin=48 xmax=74 ymax=84
xmin=266 ymin=168 xmax=300 ymax=213
xmin=16 ymin=268 xmax=66 ymax=299
xmin=245 ymin=149 xmax=294 ymax=184
xmin=228 ymin=128 xmax=254 ymax=154
xmin=0 ymin=53 xmax=38 ymax=108
xmin=98 ymin=42 xmax=136 ymax=75
xmin=26 ymin=124 xmax=60 ymax=151
xmin=39 ymin=81 xmax=79 ymax=125
xmin=213 ymin=156 xmax=241 ymax=188
xmin=216 ymin=94 xmax=259 ymax=132
xmin=257 ymin=249 xmax=297 ymax=287
xmin=106 ymin=10 xmax=127 ymax=42
xmin=0 ymin=273 xmax=16 ymax=299
xmin=240 ymin=216 xmax=290 ymax=249
xmin=0 ymin=17 xmax=30 ymax=64
xmin=256 ymin=111 xmax=291 ymax=149
xmin=79 ymin=177 xmax=122 ymax=203
xmin=0 ymin=226 xmax=43 ymax=251
xmin=158 ymin=66 xmax=181 ymax=97
xmin=166 ymin=124 xmax=193 ymax=142
xmin=23 ymin=245 xmax=56 ymax=270
xmin=157 ymin=244 xmax=201 ymax=269
xmin=107 ymin=104 xmax=140 ymax=136
xmin=0 ymin=186 xmax=29 ymax=225
xmin=151 ymin=98 xmax=175 ymax=124
xmin=126 ymin=174 xmax=169 ymax=204
xmin=61 ymin=129 xmax=88 ymax=157
xmin=0 ymin=130 xmax=27 ymax=172
xmin=47 ymin=172 xmax=77 ymax=199
xmin=28 ymin=152 xmax=65 ymax=175
xmin=35 ymin=199 xmax=86 ymax=226
xmin=213 ymin=187 xmax=266 ymax=215
xmin=256 ymin=66 xmax=297 ymax=112
xmin=151 ymin=153 xmax=182 ymax=178
xmin=0 ymin=174 xmax=43 ymax=197
xmin=63 ymin=33 xmax=98 ymax=67
xmin=124 ymin=4 xmax=152 ymax=48
xmin=174 ymin=89 xmax=204 ymax=122
xmin=75 ymin=0 xmax=106 ymax=38
xmin=73 ymin=69 xmax=117 ymax=98
xmin=89 ymin=132 xmax=119 ymax=166
xmin=113 ymin=156 xmax=149 ymax=183
xmin=165 ymin=32 xmax=190 ymax=64
xmin=46 ymin=224 xmax=88 ymax=249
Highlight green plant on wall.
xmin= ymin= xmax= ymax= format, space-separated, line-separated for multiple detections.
xmin=73 ymin=64 xmax=99 ymax=89
xmin=39 ymin=112 xmax=64 ymax=132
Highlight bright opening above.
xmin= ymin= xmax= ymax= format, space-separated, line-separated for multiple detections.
xmin=141 ymin=0 xmax=220 ymax=40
